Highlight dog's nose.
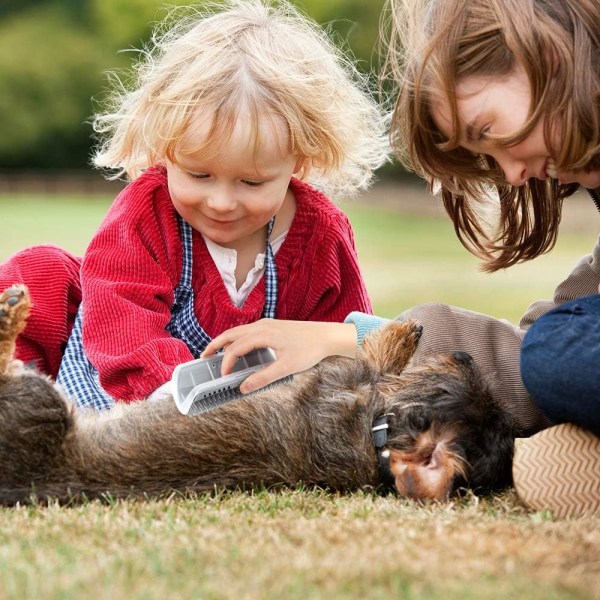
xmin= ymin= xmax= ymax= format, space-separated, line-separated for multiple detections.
xmin=452 ymin=351 xmax=473 ymax=366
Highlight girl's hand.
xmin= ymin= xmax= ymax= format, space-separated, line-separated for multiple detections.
xmin=201 ymin=319 xmax=357 ymax=393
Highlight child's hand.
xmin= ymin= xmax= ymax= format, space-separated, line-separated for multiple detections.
xmin=201 ymin=319 xmax=357 ymax=394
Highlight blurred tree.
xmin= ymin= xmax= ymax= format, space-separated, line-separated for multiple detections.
xmin=0 ymin=0 xmax=91 ymax=19
xmin=90 ymin=0 xmax=195 ymax=50
xmin=0 ymin=6 xmax=111 ymax=168
xmin=298 ymin=0 xmax=386 ymax=71
xmin=0 ymin=0 xmax=47 ymax=18
xmin=0 ymin=0 xmax=389 ymax=170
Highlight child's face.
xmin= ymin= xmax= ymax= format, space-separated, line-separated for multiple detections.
xmin=431 ymin=64 xmax=600 ymax=189
xmin=166 ymin=112 xmax=302 ymax=248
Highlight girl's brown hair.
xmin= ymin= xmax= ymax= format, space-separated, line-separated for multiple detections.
xmin=386 ymin=0 xmax=599 ymax=271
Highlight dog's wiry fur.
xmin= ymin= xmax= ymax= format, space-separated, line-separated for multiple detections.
xmin=0 ymin=286 xmax=516 ymax=505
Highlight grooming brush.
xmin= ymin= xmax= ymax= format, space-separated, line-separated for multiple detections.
xmin=172 ymin=348 xmax=290 ymax=415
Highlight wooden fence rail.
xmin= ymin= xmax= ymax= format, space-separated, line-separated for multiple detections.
xmin=0 ymin=170 xmax=125 ymax=196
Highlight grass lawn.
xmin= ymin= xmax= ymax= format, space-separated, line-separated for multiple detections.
xmin=0 ymin=187 xmax=599 ymax=599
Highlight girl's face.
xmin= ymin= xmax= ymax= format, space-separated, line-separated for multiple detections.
xmin=431 ymin=64 xmax=600 ymax=189
xmin=167 ymin=112 xmax=302 ymax=249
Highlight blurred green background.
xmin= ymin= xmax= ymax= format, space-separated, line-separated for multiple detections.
xmin=1 ymin=0 xmax=598 ymax=324
xmin=0 ymin=0 xmax=385 ymax=170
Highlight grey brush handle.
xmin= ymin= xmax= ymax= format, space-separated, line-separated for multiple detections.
xmin=172 ymin=348 xmax=278 ymax=415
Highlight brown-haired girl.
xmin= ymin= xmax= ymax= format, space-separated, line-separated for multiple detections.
xmin=386 ymin=0 xmax=600 ymax=517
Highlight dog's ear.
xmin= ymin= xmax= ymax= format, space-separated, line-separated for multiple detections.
xmin=359 ymin=320 xmax=423 ymax=375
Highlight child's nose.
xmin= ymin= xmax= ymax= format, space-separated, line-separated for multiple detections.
xmin=206 ymin=188 xmax=237 ymax=212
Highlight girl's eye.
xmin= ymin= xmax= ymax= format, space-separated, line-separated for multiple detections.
xmin=478 ymin=125 xmax=492 ymax=141
xmin=189 ymin=173 xmax=209 ymax=180
xmin=243 ymin=180 xmax=264 ymax=187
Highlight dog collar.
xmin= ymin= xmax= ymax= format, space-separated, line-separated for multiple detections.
xmin=371 ymin=413 xmax=396 ymax=493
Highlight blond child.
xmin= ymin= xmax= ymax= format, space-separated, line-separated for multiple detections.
xmin=1 ymin=0 xmax=389 ymax=409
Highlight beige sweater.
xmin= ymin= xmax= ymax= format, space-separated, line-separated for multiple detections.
xmin=397 ymin=234 xmax=600 ymax=435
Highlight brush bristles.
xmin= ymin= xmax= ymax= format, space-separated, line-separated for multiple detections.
xmin=187 ymin=376 xmax=293 ymax=416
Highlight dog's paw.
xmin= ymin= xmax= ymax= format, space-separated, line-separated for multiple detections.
xmin=0 ymin=285 xmax=30 ymax=340
xmin=0 ymin=286 xmax=31 ymax=376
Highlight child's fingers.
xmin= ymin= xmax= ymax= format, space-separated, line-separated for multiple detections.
xmin=218 ymin=342 xmax=253 ymax=375
xmin=201 ymin=328 xmax=243 ymax=357
xmin=201 ymin=340 xmax=221 ymax=357
xmin=201 ymin=320 xmax=272 ymax=358
xmin=218 ymin=335 xmax=275 ymax=375
xmin=239 ymin=362 xmax=290 ymax=394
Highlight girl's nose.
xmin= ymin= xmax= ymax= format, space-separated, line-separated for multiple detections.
xmin=496 ymin=155 xmax=528 ymax=186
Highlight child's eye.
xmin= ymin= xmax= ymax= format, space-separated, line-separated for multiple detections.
xmin=242 ymin=180 xmax=264 ymax=187
xmin=182 ymin=168 xmax=208 ymax=179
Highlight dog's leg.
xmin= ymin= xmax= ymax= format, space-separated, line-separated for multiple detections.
xmin=0 ymin=285 xmax=30 ymax=377
xmin=359 ymin=320 xmax=423 ymax=375
xmin=0 ymin=285 xmax=76 ymax=503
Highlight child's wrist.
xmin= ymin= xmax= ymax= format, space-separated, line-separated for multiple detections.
xmin=323 ymin=322 xmax=358 ymax=359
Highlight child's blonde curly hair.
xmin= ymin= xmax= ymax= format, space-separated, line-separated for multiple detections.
xmin=93 ymin=0 xmax=389 ymax=197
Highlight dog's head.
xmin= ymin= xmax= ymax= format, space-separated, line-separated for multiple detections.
xmin=359 ymin=321 xmax=516 ymax=501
